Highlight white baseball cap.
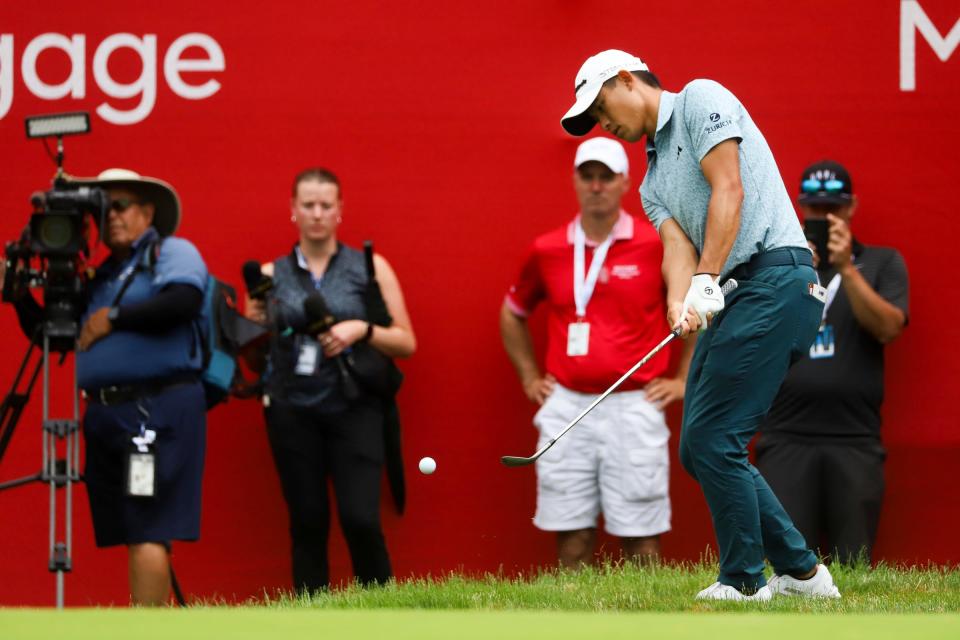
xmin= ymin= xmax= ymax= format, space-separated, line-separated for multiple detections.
xmin=574 ymin=137 xmax=629 ymax=175
xmin=561 ymin=49 xmax=649 ymax=136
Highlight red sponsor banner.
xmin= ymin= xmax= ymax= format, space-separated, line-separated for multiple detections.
xmin=0 ymin=1 xmax=957 ymax=605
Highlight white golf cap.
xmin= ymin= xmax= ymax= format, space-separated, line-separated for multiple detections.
xmin=561 ymin=49 xmax=649 ymax=136
xmin=574 ymin=137 xmax=629 ymax=175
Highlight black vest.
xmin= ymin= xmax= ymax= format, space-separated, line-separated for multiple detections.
xmin=264 ymin=243 xmax=369 ymax=411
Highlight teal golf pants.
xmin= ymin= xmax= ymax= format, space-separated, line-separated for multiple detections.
xmin=680 ymin=263 xmax=823 ymax=591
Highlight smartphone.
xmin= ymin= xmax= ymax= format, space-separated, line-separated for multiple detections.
xmin=803 ymin=218 xmax=829 ymax=266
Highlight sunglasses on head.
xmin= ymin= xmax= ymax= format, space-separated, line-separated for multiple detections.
xmin=109 ymin=198 xmax=140 ymax=212
xmin=801 ymin=178 xmax=845 ymax=193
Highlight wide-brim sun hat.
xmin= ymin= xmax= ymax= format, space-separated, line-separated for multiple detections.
xmin=561 ymin=49 xmax=650 ymax=136
xmin=70 ymin=168 xmax=181 ymax=237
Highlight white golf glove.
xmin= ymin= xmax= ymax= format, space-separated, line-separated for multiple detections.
xmin=682 ymin=274 xmax=724 ymax=330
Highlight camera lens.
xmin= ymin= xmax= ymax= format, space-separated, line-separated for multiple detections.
xmin=38 ymin=216 xmax=74 ymax=251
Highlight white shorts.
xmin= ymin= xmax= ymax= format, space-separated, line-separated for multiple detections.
xmin=532 ymin=383 xmax=671 ymax=537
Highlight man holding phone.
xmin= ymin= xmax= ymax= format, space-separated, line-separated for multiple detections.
xmin=757 ymin=160 xmax=910 ymax=564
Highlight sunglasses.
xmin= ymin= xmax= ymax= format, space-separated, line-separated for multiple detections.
xmin=109 ymin=198 xmax=141 ymax=213
xmin=801 ymin=178 xmax=845 ymax=193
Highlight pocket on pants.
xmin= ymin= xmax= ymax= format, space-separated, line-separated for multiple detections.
xmin=622 ymin=447 xmax=668 ymax=502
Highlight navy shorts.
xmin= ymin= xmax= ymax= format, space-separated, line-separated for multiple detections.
xmin=83 ymin=381 xmax=206 ymax=547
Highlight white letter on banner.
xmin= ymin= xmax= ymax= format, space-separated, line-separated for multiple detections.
xmin=0 ymin=35 xmax=12 ymax=120
xmin=164 ymin=33 xmax=224 ymax=100
xmin=93 ymin=33 xmax=157 ymax=125
xmin=22 ymin=34 xmax=86 ymax=100
xmin=901 ymin=0 xmax=960 ymax=91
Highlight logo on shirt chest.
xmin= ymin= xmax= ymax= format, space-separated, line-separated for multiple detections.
xmin=610 ymin=264 xmax=641 ymax=280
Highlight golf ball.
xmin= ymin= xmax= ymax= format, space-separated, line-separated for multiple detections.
xmin=418 ymin=457 xmax=437 ymax=475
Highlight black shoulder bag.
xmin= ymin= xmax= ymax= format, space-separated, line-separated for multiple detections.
xmin=342 ymin=242 xmax=404 ymax=399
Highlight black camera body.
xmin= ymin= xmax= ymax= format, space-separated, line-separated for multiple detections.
xmin=3 ymin=180 xmax=108 ymax=349
xmin=31 ymin=186 xmax=108 ymax=256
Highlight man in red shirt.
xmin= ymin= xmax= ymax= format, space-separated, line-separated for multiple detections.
xmin=500 ymin=137 xmax=694 ymax=567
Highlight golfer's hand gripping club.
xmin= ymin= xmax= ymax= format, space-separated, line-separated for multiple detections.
xmin=680 ymin=274 xmax=725 ymax=333
xmin=500 ymin=279 xmax=738 ymax=468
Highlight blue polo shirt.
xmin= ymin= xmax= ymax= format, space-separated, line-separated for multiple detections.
xmin=639 ymin=79 xmax=808 ymax=277
xmin=77 ymin=228 xmax=208 ymax=389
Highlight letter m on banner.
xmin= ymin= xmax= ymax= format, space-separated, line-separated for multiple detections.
xmin=901 ymin=0 xmax=960 ymax=91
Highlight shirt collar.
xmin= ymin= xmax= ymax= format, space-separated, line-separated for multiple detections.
xmin=98 ymin=227 xmax=158 ymax=278
xmin=131 ymin=226 xmax=159 ymax=251
xmin=295 ymin=245 xmax=309 ymax=270
xmin=566 ymin=210 xmax=634 ymax=247
xmin=294 ymin=242 xmax=341 ymax=271
xmin=646 ymin=90 xmax=677 ymax=160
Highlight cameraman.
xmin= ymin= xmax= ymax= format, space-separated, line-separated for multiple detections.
xmin=7 ymin=169 xmax=208 ymax=606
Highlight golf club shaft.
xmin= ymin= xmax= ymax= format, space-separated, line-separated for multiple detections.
xmin=501 ymin=278 xmax=738 ymax=467
xmin=525 ymin=329 xmax=679 ymax=462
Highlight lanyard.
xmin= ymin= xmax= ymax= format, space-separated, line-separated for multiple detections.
xmin=573 ymin=222 xmax=614 ymax=319
xmin=110 ymin=241 xmax=155 ymax=307
xmin=820 ymin=258 xmax=854 ymax=323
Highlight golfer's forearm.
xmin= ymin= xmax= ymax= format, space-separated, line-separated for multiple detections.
xmin=697 ymin=186 xmax=743 ymax=275
xmin=660 ymin=222 xmax=699 ymax=306
xmin=499 ymin=304 xmax=541 ymax=384
xmin=840 ymin=266 xmax=905 ymax=344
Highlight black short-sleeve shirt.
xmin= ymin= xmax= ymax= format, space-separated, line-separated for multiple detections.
xmin=760 ymin=240 xmax=909 ymax=439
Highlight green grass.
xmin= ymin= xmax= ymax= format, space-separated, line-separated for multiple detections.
xmin=265 ymin=560 xmax=960 ymax=613
xmin=1 ymin=610 xmax=959 ymax=640
xmin=2 ymin=562 xmax=959 ymax=639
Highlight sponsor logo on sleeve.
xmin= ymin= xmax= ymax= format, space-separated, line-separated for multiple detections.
xmin=704 ymin=114 xmax=732 ymax=134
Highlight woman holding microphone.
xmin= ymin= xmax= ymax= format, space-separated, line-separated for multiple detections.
xmin=245 ymin=167 xmax=416 ymax=593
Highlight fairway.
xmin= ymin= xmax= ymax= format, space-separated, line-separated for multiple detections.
xmin=2 ymin=610 xmax=960 ymax=640
xmin=4 ymin=563 xmax=959 ymax=639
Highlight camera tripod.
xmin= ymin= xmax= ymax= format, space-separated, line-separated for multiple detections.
xmin=0 ymin=325 xmax=81 ymax=609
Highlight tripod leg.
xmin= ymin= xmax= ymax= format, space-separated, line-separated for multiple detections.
xmin=170 ymin=562 xmax=187 ymax=607
xmin=0 ymin=340 xmax=43 ymax=466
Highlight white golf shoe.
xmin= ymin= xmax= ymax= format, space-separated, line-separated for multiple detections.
xmin=695 ymin=582 xmax=772 ymax=602
xmin=767 ymin=564 xmax=841 ymax=598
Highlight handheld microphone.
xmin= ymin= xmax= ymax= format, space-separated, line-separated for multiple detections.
xmin=242 ymin=260 xmax=273 ymax=300
xmin=303 ymin=293 xmax=337 ymax=334
xmin=302 ymin=294 xmax=361 ymax=400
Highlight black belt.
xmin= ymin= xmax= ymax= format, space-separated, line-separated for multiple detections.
xmin=83 ymin=373 xmax=199 ymax=406
xmin=728 ymin=247 xmax=813 ymax=281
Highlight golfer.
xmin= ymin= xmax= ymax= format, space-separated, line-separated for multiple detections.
xmin=560 ymin=49 xmax=840 ymax=601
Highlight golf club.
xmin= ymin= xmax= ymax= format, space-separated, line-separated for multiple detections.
xmin=501 ymin=278 xmax=739 ymax=468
